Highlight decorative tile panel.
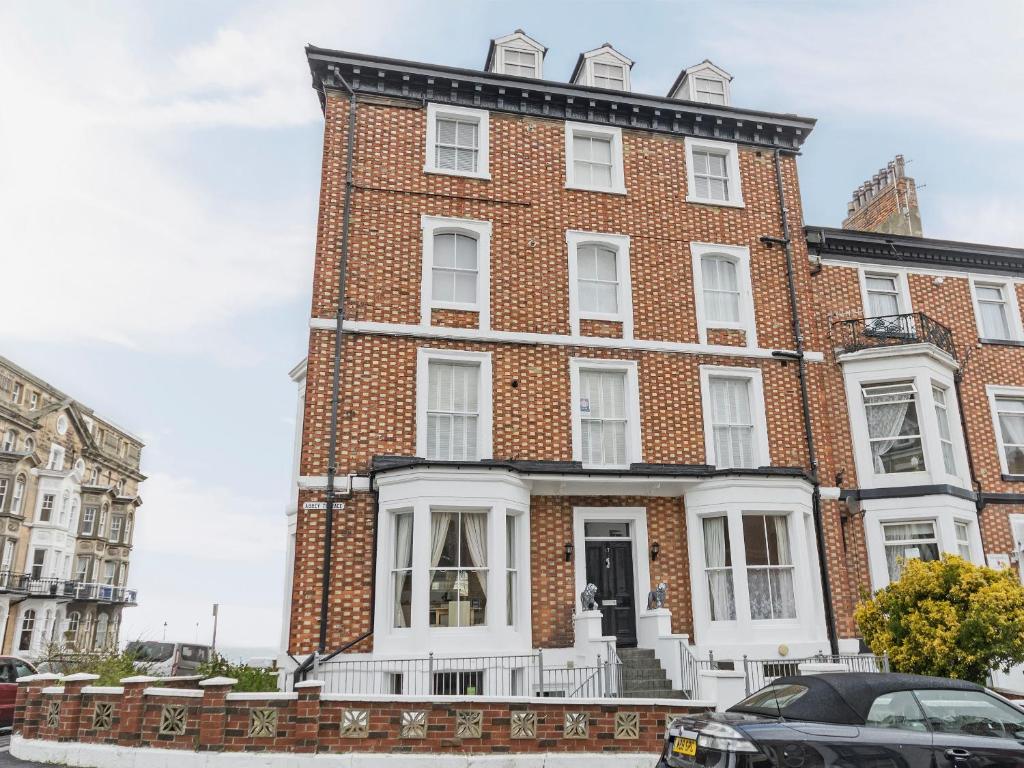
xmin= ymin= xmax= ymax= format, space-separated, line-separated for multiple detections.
xmin=249 ymin=708 xmax=277 ymax=738
xmin=340 ymin=709 xmax=369 ymax=738
xmin=564 ymin=711 xmax=589 ymax=738
xmin=46 ymin=701 xmax=60 ymax=729
xmin=455 ymin=710 xmax=482 ymax=738
xmin=509 ymin=710 xmax=537 ymax=739
xmin=159 ymin=705 xmax=187 ymax=736
xmin=615 ymin=711 xmax=640 ymax=739
xmin=92 ymin=702 xmax=113 ymax=730
xmin=400 ymin=710 xmax=427 ymax=738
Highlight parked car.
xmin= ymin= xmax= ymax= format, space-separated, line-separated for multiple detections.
xmin=125 ymin=641 xmax=212 ymax=677
xmin=660 ymin=672 xmax=1024 ymax=768
xmin=0 ymin=656 xmax=36 ymax=727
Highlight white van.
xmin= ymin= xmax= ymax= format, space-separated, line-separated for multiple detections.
xmin=126 ymin=641 xmax=213 ymax=677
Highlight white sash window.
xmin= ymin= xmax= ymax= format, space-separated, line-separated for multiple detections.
xmin=709 ymin=377 xmax=754 ymax=468
xmin=743 ymin=515 xmax=796 ymax=620
xmin=702 ymin=516 xmax=735 ymax=621
xmin=426 ymin=362 xmax=480 ymax=461
xmin=580 ymin=370 xmax=628 ymax=467
xmin=862 ymin=382 xmax=925 ymax=474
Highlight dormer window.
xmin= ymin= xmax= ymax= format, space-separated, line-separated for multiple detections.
xmin=485 ymin=30 xmax=546 ymax=79
xmin=669 ymin=60 xmax=733 ymax=106
xmin=570 ymin=44 xmax=633 ymax=92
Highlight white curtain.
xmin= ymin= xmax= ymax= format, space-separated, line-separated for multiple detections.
xmin=430 ymin=512 xmax=452 ymax=569
xmin=393 ymin=514 xmax=414 ymax=628
xmin=462 ymin=514 xmax=488 ymax=595
xmin=703 ymin=517 xmax=735 ymax=620
xmin=866 ymin=396 xmax=911 ymax=472
xmin=770 ymin=517 xmax=797 ymax=619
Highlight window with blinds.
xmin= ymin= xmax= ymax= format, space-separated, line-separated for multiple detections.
xmin=975 ymin=283 xmax=1013 ymax=339
xmin=572 ymin=134 xmax=614 ymax=189
xmin=577 ymin=244 xmax=618 ymax=314
xmin=701 ymin=254 xmax=740 ymax=323
xmin=426 ymin=362 xmax=480 ymax=461
xmin=592 ymin=61 xmax=625 ymax=90
xmin=434 ymin=117 xmax=479 ymax=173
xmin=579 ymin=369 xmax=628 ymax=466
xmin=709 ymin=376 xmax=755 ymax=468
xmin=431 ymin=232 xmax=478 ymax=305
xmin=502 ymin=48 xmax=537 ymax=78
xmin=692 ymin=150 xmax=730 ymax=202
xmin=694 ymin=77 xmax=727 ymax=105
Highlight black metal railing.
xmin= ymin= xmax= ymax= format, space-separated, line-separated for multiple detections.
xmin=0 ymin=571 xmax=137 ymax=604
xmin=833 ymin=312 xmax=956 ymax=360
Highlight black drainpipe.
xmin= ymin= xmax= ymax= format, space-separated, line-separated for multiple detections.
xmin=318 ymin=70 xmax=358 ymax=655
xmin=772 ymin=149 xmax=840 ymax=655
xmin=953 ymin=363 xmax=988 ymax=549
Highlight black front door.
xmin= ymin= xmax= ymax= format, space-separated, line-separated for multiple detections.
xmin=585 ymin=540 xmax=637 ymax=647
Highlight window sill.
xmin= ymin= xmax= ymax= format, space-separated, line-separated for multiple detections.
xmin=423 ymin=167 xmax=492 ymax=181
xmin=578 ymin=312 xmax=625 ymax=323
xmin=685 ymin=195 xmax=745 ymax=209
xmin=430 ymin=302 xmax=480 ymax=313
xmin=565 ymin=183 xmax=627 ymax=196
xmin=979 ymin=337 xmax=1024 ymax=347
xmin=1002 ymin=474 xmax=1024 ymax=483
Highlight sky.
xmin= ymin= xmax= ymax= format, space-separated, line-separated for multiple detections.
xmin=1 ymin=0 xmax=1022 ymax=653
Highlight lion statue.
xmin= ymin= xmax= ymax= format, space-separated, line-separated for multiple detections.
xmin=580 ymin=583 xmax=600 ymax=611
xmin=647 ymin=581 xmax=668 ymax=610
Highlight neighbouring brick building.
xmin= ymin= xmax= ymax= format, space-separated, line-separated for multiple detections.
xmin=0 ymin=356 xmax=142 ymax=658
xmin=280 ymin=31 xmax=1024 ymax=698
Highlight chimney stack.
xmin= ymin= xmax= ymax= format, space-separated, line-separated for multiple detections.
xmin=841 ymin=155 xmax=922 ymax=237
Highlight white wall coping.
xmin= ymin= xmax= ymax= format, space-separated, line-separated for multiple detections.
xmin=17 ymin=673 xmax=61 ymax=683
xmin=319 ymin=692 xmax=713 ymax=708
xmin=83 ymin=686 xmax=125 ymax=695
xmin=120 ymin=675 xmax=161 ymax=684
xmin=144 ymin=687 xmax=204 ymax=698
xmin=41 ymin=686 xmax=65 ymax=695
xmin=293 ymin=680 xmax=325 ymax=690
xmin=698 ymin=669 xmax=745 ymax=679
xmin=11 ymin=736 xmax=662 ymax=768
xmin=62 ymin=673 xmax=101 ymax=683
xmin=225 ymin=692 xmax=298 ymax=701
xmin=199 ymin=677 xmax=238 ymax=687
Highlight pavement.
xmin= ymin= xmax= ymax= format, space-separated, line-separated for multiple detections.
xmin=0 ymin=729 xmax=47 ymax=767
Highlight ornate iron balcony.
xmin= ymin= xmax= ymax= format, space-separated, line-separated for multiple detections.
xmin=833 ymin=312 xmax=956 ymax=360
xmin=0 ymin=572 xmax=137 ymax=604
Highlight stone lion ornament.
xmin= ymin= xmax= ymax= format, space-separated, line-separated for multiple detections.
xmin=647 ymin=581 xmax=668 ymax=610
xmin=580 ymin=583 xmax=599 ymax=611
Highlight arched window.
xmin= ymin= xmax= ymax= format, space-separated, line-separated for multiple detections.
xmin=24 ymin=437 xmax=34 ymax=454
xmin=99 ymin=504 xmax=109 ymax=537
xmin=11 ymin=475 xmax=24 ymax=514
xmin=65 ymin=612 xmax=80 ymax=645
xmin=89 ymin=466 xmax=99 ymax=484
xmin=701 ymin=254 xmax=741 ymax=323
xmin=116 ymin=479 xmax=125 ymax=495
xmin=1 ymin=430 xmax=15 ymax=452
xmin=95 ymin=614 xmax=109 ymax=650
xmin=18 ymin=609 xmax=35 ymax=651
xmin=431 ymin=232 xmax=479 ymax=305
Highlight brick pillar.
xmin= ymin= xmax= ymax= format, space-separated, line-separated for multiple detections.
xmin=117 ymin=675 xmax=158 ymax=747
xmin=293 ymin=680 xmax=323 ymax=754
xmin=57 ymin=673 xmax=99 ymax=741
xmin=198 ymin=676 xmax=237 ymax=751
xmin=16 ymin=674 xmax=61 ymax=740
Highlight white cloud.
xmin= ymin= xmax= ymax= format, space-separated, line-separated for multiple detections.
xmin=931 ymin=195 xmax=1024 ymax=247
xmin=707 ymin=1 xmax=1024 ymax=141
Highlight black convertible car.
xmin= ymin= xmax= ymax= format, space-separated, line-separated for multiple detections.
xmin=659 ymin=672 xmax=1024 ymax=768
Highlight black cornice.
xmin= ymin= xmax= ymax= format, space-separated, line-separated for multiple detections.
xmin=306 ymin=46 xmax=816 ymax=151
xmin=807 ymin=226 xmax=1024 ymax=277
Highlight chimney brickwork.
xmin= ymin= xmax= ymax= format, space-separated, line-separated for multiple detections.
xmin=841 ymin=154 xmax=922 ymax=237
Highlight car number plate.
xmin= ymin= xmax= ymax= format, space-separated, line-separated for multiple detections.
xmin=673 ymin=737 xmax=697 ymax=756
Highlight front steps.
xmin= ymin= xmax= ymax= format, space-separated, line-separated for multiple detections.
xmin=616 ymin=647 xmax=686 ymax=699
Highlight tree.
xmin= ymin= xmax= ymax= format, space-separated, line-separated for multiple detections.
xmin=856 ymin=555 xmax=1024 ymax=684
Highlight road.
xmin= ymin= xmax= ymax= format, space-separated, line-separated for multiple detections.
xmin=0 ymin=730 xmax=46 ymax=767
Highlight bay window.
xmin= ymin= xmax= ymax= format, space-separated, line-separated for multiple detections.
xmin=506 ymin=515 xmax=518 ymax=626
xmin=862 ymin=382 xmax=925 ymax=474
xmin=703 ymin=516 xmax=735 ymax=621
xmin=743 ymin=515 xmax=796 ymax=620
xmin=392 ymin=512 xmax=413 ymax=628
xmin=429 ymin=510 xmax=487 ymax=628
xmin=931 ymin=385 xmax=957 ymax=475
xmin=882 ymin=521 xmax=940 ymax=581
xmin=955 ymin=520 xmax=972 ymax=560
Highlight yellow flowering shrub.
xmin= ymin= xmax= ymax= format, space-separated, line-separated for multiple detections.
xmin=855 ymin=555 xmax=1024 ymax=684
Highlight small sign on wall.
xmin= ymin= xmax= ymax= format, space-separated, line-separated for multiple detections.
xmin=580 ymin=397 xmax=591 ymax=415
xmin=303 ymin=502 xmax=345 ymax=511
xmin=987 ymin=553 xmax=1012 ymax=571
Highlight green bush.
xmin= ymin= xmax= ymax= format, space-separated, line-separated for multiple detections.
xmin=196 ymin=653 xmax=278 ymax=692
xmin=37 ymin=643 xmax=150 ymax=686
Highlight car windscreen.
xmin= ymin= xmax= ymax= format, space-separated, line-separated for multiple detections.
xmin=126 ymin=641 xmax=175 ymax=662
xmin=731 ymin=683 xmax=810 ymax=716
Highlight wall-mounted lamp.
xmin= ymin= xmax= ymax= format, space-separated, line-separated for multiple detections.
xmin=564 ymin=542 xmax=574 ymax=562
xmin=650 ymin=542 xmax=661 ymax=562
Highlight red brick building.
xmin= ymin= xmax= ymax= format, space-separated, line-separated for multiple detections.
xmin=279 ymin=32 xmax=1024 ymax=698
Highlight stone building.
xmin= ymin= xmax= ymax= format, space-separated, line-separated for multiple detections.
xmin=0 ymin=356 xmax=143 ymax=657
xmin=279 ymin=31 xmax=1024 ymax=700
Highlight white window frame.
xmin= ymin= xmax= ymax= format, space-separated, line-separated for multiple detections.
xmin=566 ymin=230 xmax=632 ymax=338
xmin=881 ymin=519 xmax=940 ymax=582
xmin=415 ymin=348 xmax=493 ymax=461
xmin=497 ymin=47 xmax=540 ymax=78
xmin=699 ymin=366 xmax=770 ymax=469
xmin=575 ymin=49 xmax=633 ymax=92
xmin=931 ymin=383 xmax=958 ymax=477
xmin=569 ymin=358 xmax=642 ymax=469
xmin=970 ymin=276 xmax=1023 ymax=342
xmin=691 ymin=242 xmax=757 ymax=346
xmin=424 ymin=103 xmax=490 ymax=180
xmin=684 ymin=138 xmax=744 ymax=208
xmin=47 ymin=445 xmax=65 ymax=471
xmin=859 ymin=268 xmax=913 ymax=319
xmin=987 ymin=385 xmax=1024 ymax=477
xmin=564 ymin=122 xmax=626 ymax=195
xmin=693 ymin=76 xmax=728 ymax=105
xmin=420 ymin=215 xmax=491 ymax=330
